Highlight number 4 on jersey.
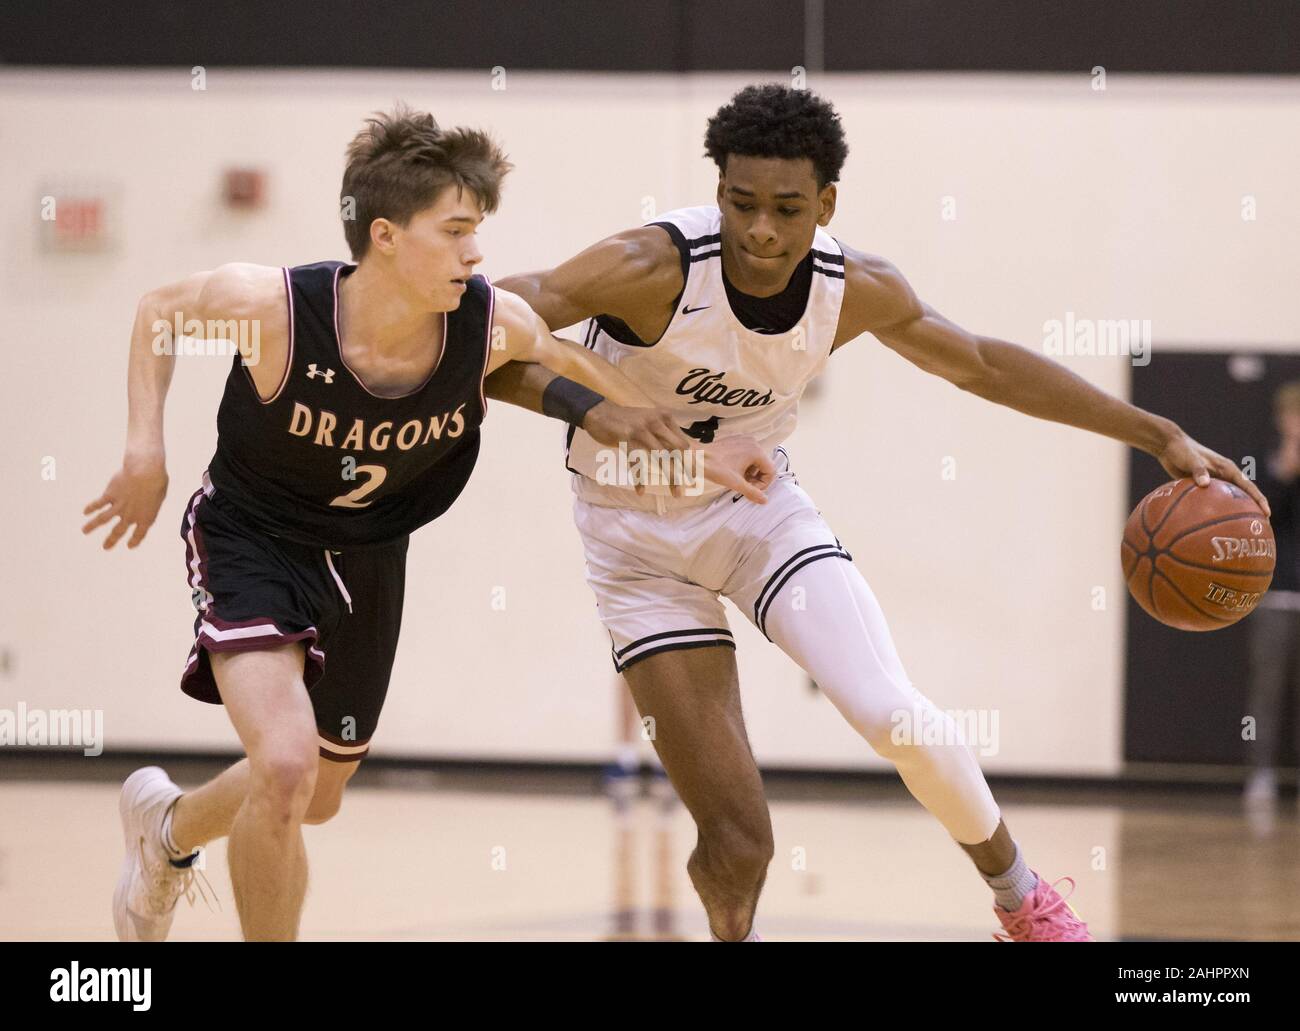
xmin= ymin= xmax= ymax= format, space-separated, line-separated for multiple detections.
xmin=682 ymin=416 xmax=721 ymax=444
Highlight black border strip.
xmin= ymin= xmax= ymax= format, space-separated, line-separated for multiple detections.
xmin=7 ymin=2 xmax=1299 ymax=74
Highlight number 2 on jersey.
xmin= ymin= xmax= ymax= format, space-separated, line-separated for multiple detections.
xmin=330 ymin=463 xmax=388 ymax=508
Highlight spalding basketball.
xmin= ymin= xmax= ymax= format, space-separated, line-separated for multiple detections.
xmin=1123 ymin=477 xmax=1275 ymax=631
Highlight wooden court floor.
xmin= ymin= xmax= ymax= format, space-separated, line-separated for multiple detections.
xmin=2 ymin=762 xmax=1297 ymax=941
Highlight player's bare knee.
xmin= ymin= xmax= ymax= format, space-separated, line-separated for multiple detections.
xmin=248 ymin=748 xmax=319 ymax=820
xmin=695 ymin=816 xmax=774 ymax=883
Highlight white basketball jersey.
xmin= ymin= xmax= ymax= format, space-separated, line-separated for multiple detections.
xmin=566 ymin=204 xmax=845 ymax=509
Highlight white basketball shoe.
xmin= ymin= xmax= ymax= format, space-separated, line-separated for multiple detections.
xmin=113 ymin=766 xmax=211 ymax=941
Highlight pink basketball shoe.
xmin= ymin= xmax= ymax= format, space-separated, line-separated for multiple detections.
xmin=993 ymin=873 xmax=1093 ymax=942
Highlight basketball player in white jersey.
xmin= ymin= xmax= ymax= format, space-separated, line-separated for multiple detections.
xmin=487 ymin=83 xmax=1269 ymax=941
xmin=83 ymin=106 xmax=770 ymax=942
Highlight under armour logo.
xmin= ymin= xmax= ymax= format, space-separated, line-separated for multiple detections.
xmin=307 ymin=364 xmax=335 ymax=383
xmin=681 ymin=304 xmax=711 ymax=315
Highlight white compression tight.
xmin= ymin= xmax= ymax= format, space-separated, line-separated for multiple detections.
xmin=754 ymin=556 xmax=1001 ymax=845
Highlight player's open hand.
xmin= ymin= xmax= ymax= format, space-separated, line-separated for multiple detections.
xmin=699 ymin=434 xmax=776 ymax=505
xmin=582 ymin=401 xmax=698 ymax=496
xmin=1155 ymin=429 xmax=1270 ymax=518
xmin=82 ymin=451 xmax=169 ymax=549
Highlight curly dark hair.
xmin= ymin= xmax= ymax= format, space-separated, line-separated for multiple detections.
xmin=704 ymin=84 xmax=848 ymax=188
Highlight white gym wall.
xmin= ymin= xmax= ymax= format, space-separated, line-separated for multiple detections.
xmin=2 ymin=69 xmax=1296 ymax=771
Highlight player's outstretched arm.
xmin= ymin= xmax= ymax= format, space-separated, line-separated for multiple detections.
xmin=834 ymin=246 xmax=1269 ymax=516
xmin=82 ymin=263 xmax=284 ymax=549
xmin=487 ymin=225 xmax=687 ymax=438
xmin=488 ymin=233 xmax=773 ymax=502
xmin=483 ymin=360 xmax=684 ymax=454
xmin=489 ymin=286 xmax=686 ymax=436
xmin=495 ymin=227 xmax=681 ymax=333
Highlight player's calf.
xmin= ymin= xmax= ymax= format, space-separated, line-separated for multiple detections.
xmin=302 ymin=759 xmax=360 ymax=825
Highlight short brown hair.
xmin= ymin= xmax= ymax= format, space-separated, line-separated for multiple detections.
xmin=340 ymin=104 xmax=512 ymax=260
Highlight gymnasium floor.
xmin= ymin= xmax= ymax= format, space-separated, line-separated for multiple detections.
xmin=2 ymin=759 xmax=1297 ymax=941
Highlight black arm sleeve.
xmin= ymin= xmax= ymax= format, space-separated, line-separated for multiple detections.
xmin=541 ymin=375 xmax=605 ymax=427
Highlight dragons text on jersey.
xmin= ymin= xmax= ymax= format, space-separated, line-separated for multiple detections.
xmin=205 ymin=261 xmax=494 ymax=548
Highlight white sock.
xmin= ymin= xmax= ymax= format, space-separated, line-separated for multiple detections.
xmin=981 ymin=842 xmax=1039 ymax=912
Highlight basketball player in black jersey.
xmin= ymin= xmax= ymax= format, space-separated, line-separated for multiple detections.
xmin=486 ymin=84 xmax=1269 ymax=941
xmin=84 ymin=106 xmax=771 ymax=942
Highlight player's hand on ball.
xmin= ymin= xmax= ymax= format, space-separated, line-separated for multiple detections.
xmin=1154 ymin=428 xmax=1270 ymax=517
xmin=700 ymin=434 xmax=776 ymax=504
xmin=82 ymin=451 xmax=169 ymax=550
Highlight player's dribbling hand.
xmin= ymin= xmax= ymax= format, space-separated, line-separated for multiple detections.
xmin=699 ymin=434 xmax=776 ymax=505
xmin=82 ymin=451 xmax=169 ymax=549
xmin=1154 ymin=428 xmax=1271 ymax=518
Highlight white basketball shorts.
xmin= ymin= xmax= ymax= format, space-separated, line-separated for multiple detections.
xmin=572 ymin=449 xmax=852 ymax=671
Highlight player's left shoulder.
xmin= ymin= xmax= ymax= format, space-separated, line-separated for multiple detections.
xmin=832 ymin=243 xmax=924 ymax=349
xmin=487 ymin=282 xmax=537 ymax=334
xmin=483 ymin=283 xmax=553 ymax=370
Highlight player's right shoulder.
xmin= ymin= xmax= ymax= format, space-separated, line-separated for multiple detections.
xmin=195 ymin=263 xmax=291 ymax=397
xmin=197 ymin=262 xmax=286 ymax=321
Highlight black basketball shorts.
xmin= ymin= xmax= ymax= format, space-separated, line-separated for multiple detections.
xmin=177 ymin=472 xmax=407 ymax=762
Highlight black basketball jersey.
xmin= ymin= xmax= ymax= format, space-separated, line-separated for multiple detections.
xmin=205 ymin=261 xmax=493 ymax=550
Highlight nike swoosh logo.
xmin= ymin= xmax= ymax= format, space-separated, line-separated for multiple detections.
xmin=681 ymin=304 xmax=711 ymax=315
